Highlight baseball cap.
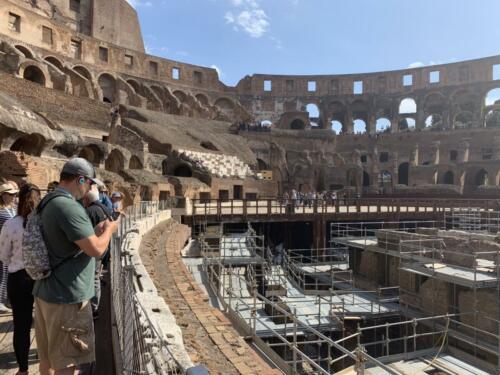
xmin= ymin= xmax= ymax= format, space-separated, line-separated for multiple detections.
xmin=0 ymin=182 xmax=19 ymax=194
xmin=61 ymin=158 xmax=97 ymax=183
xmin=111 ymin=192 xmax=122 ymax=198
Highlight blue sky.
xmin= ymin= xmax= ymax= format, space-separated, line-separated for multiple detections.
xmin=127 ymin=0 xmax=500 ymax=88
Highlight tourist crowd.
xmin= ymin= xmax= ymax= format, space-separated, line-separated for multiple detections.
xmin=281 ymin=189 xmax=358 ymax=208
xmin=0 ymin=157 xmax=125 ymax=375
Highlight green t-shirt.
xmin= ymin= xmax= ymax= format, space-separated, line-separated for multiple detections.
xmin=33 ymin=189 xmax=96 ymax=304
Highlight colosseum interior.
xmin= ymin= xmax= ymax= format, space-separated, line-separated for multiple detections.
xmin=0 ymin=1 xmax=499 ymax=375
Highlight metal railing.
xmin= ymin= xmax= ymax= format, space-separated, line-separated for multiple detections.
xmin=111 ymin=200 xmax=183 ymax=375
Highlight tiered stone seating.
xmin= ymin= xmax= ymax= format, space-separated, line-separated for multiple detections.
xmin=179 ymin=149 xmax=254 ymax=179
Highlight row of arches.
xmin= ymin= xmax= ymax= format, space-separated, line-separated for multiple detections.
xmin=292 ymin=88 xmax=500 ymax=133
xmin=352 ymin=166 xmax=493 ymax=191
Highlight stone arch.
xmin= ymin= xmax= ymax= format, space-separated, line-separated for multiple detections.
xmin=378 ymin=170 xmax=393 ymax=189
xmin=78 ymin=145 xmax=103 ymax=167
xmin=98 ymin=73 xmax=116 ymax=103
xmin=351 ymin=99 xmax=369 ymax=123
xmin=331 ymin=120 xmax=343 ymax=134
xmin=475 ymin=169 xmax=489 ymax=187
xmin=173 ymin=90 xmax=188 ymax=103
xmin=10 ymin=133 xmax=46 ymax=156
xmin=105 ymin=149 xmax=125 ymax=173
xmin=353 ymin=119 xmax=367 ymax=134
xmin=442 ymin=170 xmax=454 ymax=185
xmin=423 ymin=92 xmax=447 ymax=114
xmin=15 ymin=45 xmax=34 ymax=59
xmin=425 ymin=114 xmax=443 ymax=130
xmin=173 ymin=164 xmax=193 ymax=177
xmin=376 ymin=118 xmax=391 ymax=133
xmin=127 ymin=79 xmax=141 ymax=94
xmin=362 ymin=171 xmax=370 ymax=187
xmin=44 ymin=56 xmax=63 ymax=70
xmin=452 ymin=89 xmax=478 ymax=113
xmin=73 ymin=65 xmax=92 ymax=80
xmin=398 ymin=117 xmax=416 ymax=131
xmin=485 ymin=109 xmax=500 ymax=128
xmin=399 ymin=98 xmax=417 ymax=114
xmin=398 ymin=162 xmax=409 ymax=185
xmin=22 ymin=65 xmax=46 ymax=86
xmin=454 ymin=111 xmax=474 ymax=129
xmin=290 ymin=118 xmax=306 ymax=130
xmin=485 ymin=88 xmax=500 ymax=107
xmin=306 ymin=103 xmax=320 ymax=127
xmin=328 ymin=101 xmax=346 ymax=132
xmin=129 ymin=155 xmax=143 ymax=169
xmin=195 ymin=93 xmax=209 ymax=106
xmin=261 ymin=120 xmax=272 ymax=128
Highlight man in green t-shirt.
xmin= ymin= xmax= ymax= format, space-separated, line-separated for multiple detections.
xmin=33 ymin=158 xmax=119 ymax=375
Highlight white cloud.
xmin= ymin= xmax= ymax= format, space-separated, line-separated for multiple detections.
xmin=408 ymin=61 xmax=425 ymax=68
xmin=211 ymin=64 xmax=223 ymax=78
xmin=225 ymin=0 xmax=269 ymax=38
xmin=126 ymin=0 xmax=153 ymax=7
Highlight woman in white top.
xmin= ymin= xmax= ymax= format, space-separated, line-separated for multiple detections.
xmin=0 ymin=183 xmax=40 ymax=375
xmin=0 ymin=181 xmax=19 ymax=313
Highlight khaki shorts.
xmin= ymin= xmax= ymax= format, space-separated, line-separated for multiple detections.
xmin=35 ymin=297 xmax=95 ymax=370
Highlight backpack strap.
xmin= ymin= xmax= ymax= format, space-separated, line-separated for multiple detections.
xmin=37 ymin=191 xmax=83 ymax=271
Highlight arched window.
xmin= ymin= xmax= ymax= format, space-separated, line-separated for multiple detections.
xmin=398 ymin=118 xmax=416 ymax=131
xmin=306 ymin=103 xmax=320 ymax=127
xmin=98 ymin=74 xmax=116 ymax=103
xmin=425 ymin=114 xmax=443 ymax=130
xmin=10 ymin=133 xmax=46 ymax=156
xmin=105 ymin=149 xmax=125 ymax=173
xmin=353 ymin=119 xmax=367 ymax=134
xmin=376 ymin=118 xmax=390 ymax=133
xmin=78 ymin=145 xmax=103 ymax=167
xmin=23 ymin=66 xmax=46 ymax=86
xmin=454 ymin=111 xmax=474 ymax=129
xmin=399 ymin=98 xmax=417 ymax=114
xmin=44 ymin=56 xmax=63 ymax=69
xmin=290 ymin=119 xmax=306 ymax=130
xmin=174 ymin=164 xmax=193 ymax=177
xmin=331 ymin=120 xmax=343 ymax=134
xmin=73 ymin=66 xmax=92 ymax=80
xmin=485 ymin=88 xmax=500 ymax=107
xmin=129 ymin=155 xmax=143 ymax=169
xmin=127 ymin=80 xmax=141 ymax=94
xmin=15 ymin=45 xmax=33 ymax=59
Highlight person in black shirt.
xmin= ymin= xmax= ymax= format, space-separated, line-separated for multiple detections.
xmin=83 ymin=186 xmax=113 ymax=317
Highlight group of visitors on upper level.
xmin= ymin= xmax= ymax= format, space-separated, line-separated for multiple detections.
xmin=0 ymin=158 xmax=127 ymax=375
xmin=236 ymin=121 xmax=272 ymax=133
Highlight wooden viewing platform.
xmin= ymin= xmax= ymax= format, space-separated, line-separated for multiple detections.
xmin=187 ymin=197 xmax=496 ymax=223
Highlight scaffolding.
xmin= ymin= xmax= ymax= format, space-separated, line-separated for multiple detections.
xmin=329 ymin=219 xmax=500 ymax=374
xmin=445 ymin=207 xmax=500 ymax=233
xmin=191 ymin=219 xmax=500 ymax=373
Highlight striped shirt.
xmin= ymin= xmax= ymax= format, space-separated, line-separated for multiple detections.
xmin=0 ymin=207 xmax=15 ymax=304
xmin=0 ymin=207 xmax=16 ymax=229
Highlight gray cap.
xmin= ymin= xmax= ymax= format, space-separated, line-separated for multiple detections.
xmin=61 ymin=158 xmax=97 ymax=183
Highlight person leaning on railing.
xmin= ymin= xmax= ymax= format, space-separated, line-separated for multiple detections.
xmin=32 ymin=158 xmax=119 ymax=375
